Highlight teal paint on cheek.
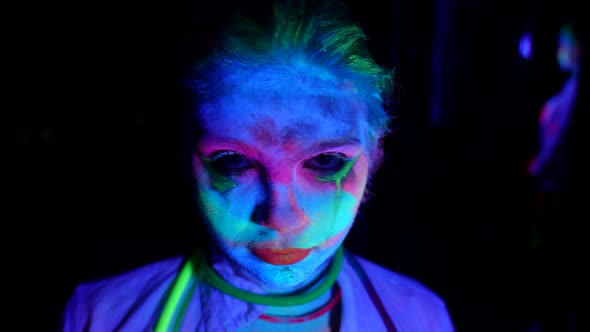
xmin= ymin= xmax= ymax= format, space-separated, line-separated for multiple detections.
xmin=296 ymin=191 xmax=357 ymax=249
xmin=198 ymin=188 xmax=251 ymax=244
xmin=202 ymin=158 xmax=238 ymax=192
xmin=195 ymin=159 xmax=244 ymax=244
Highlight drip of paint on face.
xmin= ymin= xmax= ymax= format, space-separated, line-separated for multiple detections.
xmin=315 ymin=155 xmax=360 ymax=195
xmin=315 ymin=155 xmax=360 ymax=217
xmin=202 ymin=157 xmax=238 ymax=192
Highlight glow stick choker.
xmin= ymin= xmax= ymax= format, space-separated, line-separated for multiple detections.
xmin=201 ymin=246 xmax=344 ymax=306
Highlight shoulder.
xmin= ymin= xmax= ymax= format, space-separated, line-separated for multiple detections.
xmin=355 ymin=255 xmax=447 ymax=306
xmin=347 ymin=254 xmax=455 ymax=331
xmin=72 ymin=256 xmax=184 ymax=305
xmin=62 ymin=256 xmax=185 ymax=331
xmin=543 ymin=79 xmax=577 ymax=114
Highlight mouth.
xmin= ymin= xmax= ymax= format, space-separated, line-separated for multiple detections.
xmin=251 ymin=247 xmax=312 ymax=265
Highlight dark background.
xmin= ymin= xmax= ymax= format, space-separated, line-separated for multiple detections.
xmin=2 ymin=0 xmax=588 ymax=331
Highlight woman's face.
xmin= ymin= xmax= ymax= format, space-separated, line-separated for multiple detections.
xmin=192 ymin=68 xmax=372 ymax=290
xmin=557 ymin=26 xmax=581 ymax=73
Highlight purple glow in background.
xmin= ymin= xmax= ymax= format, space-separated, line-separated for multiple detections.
xmin=520 ymin=32 xmax=533 ymax=60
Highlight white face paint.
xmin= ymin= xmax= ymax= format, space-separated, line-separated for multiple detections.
xmin=192 ymin=66 xmax=372 ymax=291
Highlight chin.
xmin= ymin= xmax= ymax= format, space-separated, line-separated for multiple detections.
xmin=249 ymin=256 xmax=318 ymax=289
xmin=249 ymin=249 xmax=335 ymax=292
xmin=259 ymin=271 xmax=309 ymax=290
xmin=216 ymin=238 xmax=342 ymax=292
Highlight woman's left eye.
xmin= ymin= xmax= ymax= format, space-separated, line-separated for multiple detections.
xmin=304 ymin=153 xmax=348 ymax=174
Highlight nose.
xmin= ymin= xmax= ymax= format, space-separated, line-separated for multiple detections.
xmin=252 ymin=182 xmax=309 ymax=233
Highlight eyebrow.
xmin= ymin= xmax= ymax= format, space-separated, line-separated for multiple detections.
xmin=195 ymin=138 xmax=254 ymax=154
xmin=311 ymin=138 xmax=362 ymax=151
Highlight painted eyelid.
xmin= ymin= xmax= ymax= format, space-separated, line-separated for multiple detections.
xmin=310 ymin=151 xmax=353 ymax=159
xmin=307 ymin=152 xmax=355 ymax=164
xmin=203 ymin=150 xmax=256 ymax=164
xmin=313 ymin=154 xmax=361 ymax=196
xmin=205 ymin=151 xmax=258 ymax=170
xmin=207 ymin=150 xmax=241 ymax=160
xmin=314 ymin=144 xmax=361 ymax=153
xmin=302 ymin=153 xmax=357 ymax=175
xmin=196 ymin=139 xmax=255 ymax=156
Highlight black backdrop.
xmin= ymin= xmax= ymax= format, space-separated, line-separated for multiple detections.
xmin=2 ymin=0 xmax=588 ymax=331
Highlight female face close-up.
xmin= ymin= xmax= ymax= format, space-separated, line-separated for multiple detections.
xmin=192 ymin=67 xmax=373 ymax=291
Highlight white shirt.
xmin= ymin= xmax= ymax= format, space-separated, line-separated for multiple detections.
xmin=62 ymin=249 xmax=455 ymax=331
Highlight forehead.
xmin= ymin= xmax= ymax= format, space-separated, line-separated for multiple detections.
xmin=197 ymin=67 xmax=369 ymax=148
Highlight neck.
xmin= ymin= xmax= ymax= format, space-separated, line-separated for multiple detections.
xmin=261 ymin=272 xmax=336 ymax=317
xmin=202 ymin=245 xmax=343 ymax=307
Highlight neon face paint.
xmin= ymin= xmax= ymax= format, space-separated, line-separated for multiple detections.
xmin=192 ymin=65 xmax=372 ymax=292
xmin=201 ymin=157 xmax=238 ymax=192
xmin=315 ymin=155 xmax=360 ymax=195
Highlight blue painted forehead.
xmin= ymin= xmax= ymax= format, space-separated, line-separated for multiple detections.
xmin=218 ymin=63 xmax=359 ymax=98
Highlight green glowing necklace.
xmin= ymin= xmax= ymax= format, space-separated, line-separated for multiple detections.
xmin=155 ymin=246 xmax=344 ymax=331
xmin=202 ymin=246 xmax=343 ymax=306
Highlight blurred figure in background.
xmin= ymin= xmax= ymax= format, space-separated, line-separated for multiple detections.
xmin=527 ymin=22 xmax=581 ymax=203
xmin=527 ymin=18 xmax=589 ymax=332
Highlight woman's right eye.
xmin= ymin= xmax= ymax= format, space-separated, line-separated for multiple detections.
xmin=208 ymin=151 xmax=255 ymax=173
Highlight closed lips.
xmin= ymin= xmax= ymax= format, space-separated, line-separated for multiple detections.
xmin=252 ymin=247 xmax=312 ymax=265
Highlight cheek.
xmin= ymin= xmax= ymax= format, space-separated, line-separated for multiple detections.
xmin=193 ymin=161 xmax=260 ymax=243
xmin=299 ymin=154 xmax=369 ymax=197
xmin=296 ymin=155 xmax=369 ymax=241
xmin=340 ymin=154 xmax=369 ymax=200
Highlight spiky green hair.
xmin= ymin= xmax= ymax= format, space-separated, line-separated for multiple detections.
xmin=189 ymin=0 xmax=395 ymax=171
